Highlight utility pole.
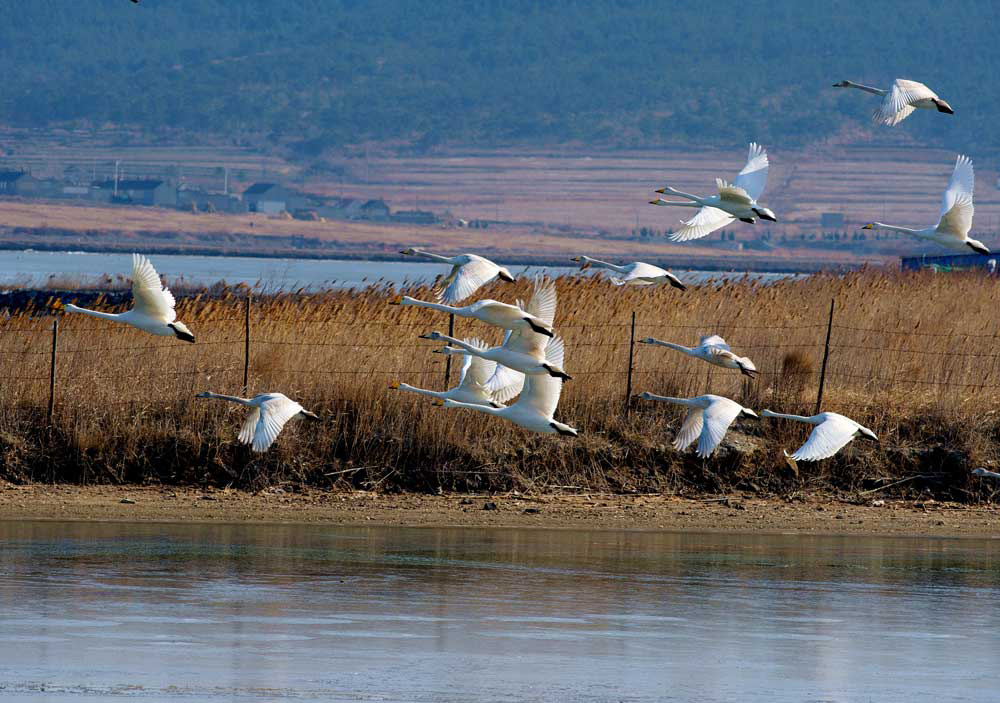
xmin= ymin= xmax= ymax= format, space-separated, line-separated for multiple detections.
xmin=114 ymin=159 xmax=121 ymax=197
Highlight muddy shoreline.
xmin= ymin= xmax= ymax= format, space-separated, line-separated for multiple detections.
xmin=2 ymin=484 xmax=998 ymax=536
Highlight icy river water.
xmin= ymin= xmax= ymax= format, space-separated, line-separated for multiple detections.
xmin=1 ymin=521 xmax=998 ymax=702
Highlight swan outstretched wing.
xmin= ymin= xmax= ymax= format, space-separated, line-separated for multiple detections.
xmin=252 ymin=394 xmax=304 ymax=453
xmin=238 ymin=407 xmax=261 ymax=446
xmin=716 ymin=179 xmax=754 ymax=205
xmin=510 ymin=332 xmax=565 ymax=417
xmin=697 ymin=398 xmax=743 ymax=458
xmin=131 ymin=254 xmax=177 ymax=321
xmin=525 ymin=277 xmax=557 ymax=327
xmin=456 ymin=338 xmax=495 ymax=390
xmin=699 ymin=334 xmax=729 ymax=349
xmin=438 ymin=256 xmax=500 ymax=304
xmin=732 ymin=142 xmax=769 ymax=201
xmin=937 ymin=155 xmax=974 ymax=237
xmin=670 ymin=206 xmax=734 ymax=242
xmin=789 ymin=415 xmax=859 ymax=461
xmin=673 ymin=408 xmax=703 ymax=452
xmin=515 ymin=373 xmax=562 ymax=419
xmin=874 ymin=79 xmax=934 ymax=126
xmin=506 ymin=279 xmax=558 ymax=357
xmin=485 ymin=361 xmax=525 ymax=404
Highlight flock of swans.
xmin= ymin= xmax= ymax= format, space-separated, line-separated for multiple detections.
xmin=50 ymin=77 xmax=998 ymax=481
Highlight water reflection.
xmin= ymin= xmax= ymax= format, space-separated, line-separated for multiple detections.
xmin=1 ymin=522 xmax=998 ymax=702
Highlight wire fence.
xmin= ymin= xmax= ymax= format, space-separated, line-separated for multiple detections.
xmin=2 ymin=295 xmax=999 ymax=424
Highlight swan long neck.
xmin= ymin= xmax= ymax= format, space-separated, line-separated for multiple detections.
xmin=403 ymin=297 xmax=460 ymax=314
xmin=652 ymin=340 xmax=694 ymax=355
xmin=869 ymin=222 xmax=923 ymax=236
xmin=200 ymin=392 xmax=253 ymax=406
xmin=433 ymin=334 xmax=481 ymax=354
xmin=398 ymin=384 xmax=446 ymax=399
xmin=63 ymin=304 xmax=121 ymax=322
xmin=761 ymin=410 xmax=818 ymax=424
xmin=654 ymin=198 xmax=700 ymax=207
xmin=443 ymin=399 xmax=503 ymax=416
xmin=665 ymin=188 xmax=703 ymax=202
xmin=645 ymin=393 xmax=695 ymax=406
xmin=580 ymin=257 xmax=627 ymax=273
xmin=413 ymin=249 xmax=453 ymax=263
xmin=842 ymin=80 xmax=886 ymax=96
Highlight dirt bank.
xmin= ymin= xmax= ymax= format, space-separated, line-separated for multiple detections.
xmin=1 ymin=484 xmax=997 ymax=536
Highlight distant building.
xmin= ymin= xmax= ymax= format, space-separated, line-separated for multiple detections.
xmin=0 ymin=171 xmax=43 ymax=196
xmin=391 ymin=209 xmax=437 ymax=224
xmin=359 ymin=199 xmax=390 ymax=220
xmin=820 ymin=213 xmax=845 ymax=229
xmin=176 ymin=188 xmax=247 ymax=214
xmin=243 ymin=183 xmax=290 ymax=214
xmin=92 ymin=179 xmax=176 ymax=207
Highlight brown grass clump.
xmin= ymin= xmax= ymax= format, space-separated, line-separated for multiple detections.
xmin=2 ymin=269 xmax=999 ymax=501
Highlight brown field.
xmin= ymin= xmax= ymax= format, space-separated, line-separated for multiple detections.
xmin=2 ymin=270 xmax=999 ymax=503
xmin=2 ymin=143 xmax=998 ymax=268
xmin=317 ymin=144 xmax=1000 ymax=238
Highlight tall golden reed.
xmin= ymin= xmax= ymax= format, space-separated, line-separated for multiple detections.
xmin=1 ymin=269 xmax=998 ymax=499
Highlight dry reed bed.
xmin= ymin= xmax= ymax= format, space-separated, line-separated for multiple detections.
xmin=1 ymin=271 xmax=999 ymax=500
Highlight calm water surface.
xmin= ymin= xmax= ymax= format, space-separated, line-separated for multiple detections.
xmin=2 ymin=522 xmax=998 ymax=702
xmin=0 ymin=250 xmax=797 ymax=290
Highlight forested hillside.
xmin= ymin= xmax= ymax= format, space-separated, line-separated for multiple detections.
xmin=1 ymin=1 xmax=996 ymax=153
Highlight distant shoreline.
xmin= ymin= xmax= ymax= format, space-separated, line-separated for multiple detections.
xmin=0 ymin=243 xmax=837 ymax=275
xmin=1 ymin=485 xmax=995 ymax=537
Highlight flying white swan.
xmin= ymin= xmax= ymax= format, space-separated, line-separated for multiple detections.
xmin=972 ymin=468 xmax=1000 ymax=480
xmin=760 ymin=410 xmax=877 ymax=461
xmin=640 ymin=334 xmax=758 ymax=378
xmin=390 ymin=338 xmax=503 ymax=407
xmin=196 ymin=391 xmax=319 ymax=453
xmin=649 ymin=143 xmax=775 ymax=242
xmin=640 ymin=393 xmax=758 ymax=457
xmin=400 ymin=248 xmax=515 ymax=304
xmin=863 ymin=155 xmax=987 ymax=255
xmin=570 ymin=256 xmax=686 ymax=290
xmin=389 ymin=294 xmax=553 ymax=337
xmin=833 ymin=79 xmax=954 ymax=126
xmin=60 ymin=254 xmax=195 ymax=342
xmin=434 ymin=340 xmax=577 ymax=436
xmin=419 ymin=277 xmax=570 ymax=379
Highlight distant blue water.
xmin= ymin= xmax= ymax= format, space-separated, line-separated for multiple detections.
xmin=0 ymin=249 xmax=798 ymax=291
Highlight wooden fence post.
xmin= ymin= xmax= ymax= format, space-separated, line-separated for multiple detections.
xmin=814 ymin=298 xmax=835 ymax=414
xmin=443 ymin=313 xmax=455 ymax=388
xmin=47 ymin=319 xmax=58 ymax=425
xmin=624 ymin=310 xmax=636 ymax=411
xmin=243 ymin=294 xmax=251 ymax=393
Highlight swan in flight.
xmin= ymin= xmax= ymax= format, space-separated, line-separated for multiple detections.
xmin=435 ymin=347 xmax=577 ymax=436
xmin=196 ymin=391 xmax=319 ymax=453
xmin=390 ymin=338 xmax=504 ymax=407
xmin=420 ymin=277 xmax=570 ymax=379
xmin=833 ymin=79 xmax=954 ymax=126
xmin=760 ymin=410 xmax=877 ymax=462
xmin=571 ymin=256 xmax=686 ymax=290
xmin=640 ymin=393 xmax=758 ymax=457
xmin=649 ymin=143 xmax=775 ymax=242
xmin=972 ymin=468 xmax=1000 ymax=480
xmin=59 ymin=254 xmax=195 ymax=342
xmin=640 ymin=334 xmax=758 ymax=378
xmin=863 ymin=155 xmax=987 ymax=255
xmin=400 ymin=248 xmax=514 ymax=304
xmin=389 ymin=294 xmax=554 ymax=337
